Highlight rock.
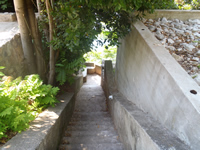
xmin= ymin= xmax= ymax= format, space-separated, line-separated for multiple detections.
xmin=191 ymin=61 xmax=199 ymax=66
xmin=175 ymin=39 xmax=182 ymax=43
xmin=192 ymin=57 xmax=199 ymax=61
xmin=186 ymin=39 xmax=191 ymax=42
xmin=161 ymin=17 xmax=168 ymax=23
xmin=169 ymin=23 xmax=174 ymax=28
xmin=173 ymin=36 xmax=179 ymax=41
xmin=177 ymin=48 xmax=183 ymax=51
xmin=190 ymin=42 xmax=198 ymax=47
xmin=172 ymin=53 xmax=184 ymax=61
xmin=167 ymin=38 xmax=174 ymax=44
xmin=154 ymin=22 xmax=160 ymax=27
xmin=144 ymin=17 xmax=200 ymax=86
xmin=192 ymin=27 xmax=200 ymax=32
xmin=160 ymin=38 xmax=167 ymax=45
xmin=169 ymin=31 xmax=176 ymax=37
xmin=174 ymin=19 xmax=179 ymax=23
xmin=175 ymin=29 xmax=185 ymax=36
xmin=163 ymin=27 xmax=169 ymax=33
xmin=174 ymin=23 xmax=182 ymax=29
xmin=189 ymin=35 xmax=195 ymax=41
xmin=180 ymin=43 xmax=195 ymax=51
xmin=192 ymin=67 xmax=198 ymax=72
xmin=194 ymin=32 xmax=200 ymax=38
xmin=156 ymin=28 xmax=163 ymax=33
xmin=142 ymin=18 xmax=147 ymax=23
xmin=196 ymin=50 xmax=200 ymax=56
xmin=148 ymin=19 xmax=154 ymax=23
xmin=188 ymin=19 xmax=200 ymax=24
xmin=166 ymin=46 xmax=175 ymax=51
xmin=185 ymin=30 xmax=192 ymax=35
xmin=148 ymin=25 xmax=156 ymax=32
xmin=185 ymin=26 xmax=192 ymax=30
xmin=155 ymin=33 xmax=165 ymax=40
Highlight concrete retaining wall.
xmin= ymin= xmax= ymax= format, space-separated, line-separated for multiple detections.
xmin=0 ymin=75 xmax=83 ymax=150
xmin=85 ymin=62 xmax=102 ymax=75
xmin=0 ymin=33 xmax=28 ymax=77
xmin=0 ymin=13 xmax=28 ymax=78
xmin=0 ymin=13 xmax=16 ymax=22
xmin=115 ymin=20 xmax=200 ymax=149
xmin=142 ymin=9 xmax=200 ymax=21
xmin=1 ymin=93 xmax=75 ymax=150
xmin=103 ymin=61 xmax=190 ymax=150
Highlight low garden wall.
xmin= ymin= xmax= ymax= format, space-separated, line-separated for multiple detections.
xmin=85 ymin=62 xmax=101 ymax=75
xmin=0 ymin=34 xmax=28 ymax=77
xmin=0 ymin=75 xmax=83 ymax=150
xmin=1 ymin=93 xmax=75 ymax=150
xmin=0 ymin=13 xmax=16 ymax=22
xmin=143 ymin=9 xmax=200 ymax=21
xmin=0 ymin=13 xmax=28 ymax=78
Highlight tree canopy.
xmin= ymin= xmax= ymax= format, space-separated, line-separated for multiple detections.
xmin=14 ymin=0 xmax=176 ymax=85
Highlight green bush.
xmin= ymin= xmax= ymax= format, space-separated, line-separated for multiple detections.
xmin=176 ymin=0 xmax=200 ymax=10
xmin=0 ymin=0 xmax=14 ymax=12
xmin=84 ymin=46 xmax=117 ymax=65
xmin=0 ymin=74 xmax=59 ymax=139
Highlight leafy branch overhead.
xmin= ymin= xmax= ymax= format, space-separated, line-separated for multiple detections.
xmin=37 ymin=0 xmax=176 ymax=85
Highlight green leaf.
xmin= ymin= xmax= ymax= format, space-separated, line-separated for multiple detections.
xmin=0 ymin=72 xmax=5 ymax=76
xmin=0 ymin=66 xmax=5 ymax=70
xmin=0 ymin=106 xmax=13 ymax=117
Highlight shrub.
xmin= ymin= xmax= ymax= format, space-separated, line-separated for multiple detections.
xmin=0 ymin=74 xmax=59 ymax=139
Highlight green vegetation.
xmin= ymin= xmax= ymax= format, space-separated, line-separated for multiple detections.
xmin=84 ymin=47 xmax=117 ymax=65
xmin=0 ymin=72 xmax=59 ymax=139
xmin=0 ymin=0 xmax=14 ymax=12
xmin=36 ymin=0 xmax=176 ymax=85
xmin=175 ymin=0 xmax=200 ymax=10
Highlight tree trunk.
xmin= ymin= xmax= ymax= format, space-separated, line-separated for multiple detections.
xmin=26 ymin=0 xmax=46 ymax=80
xmin=36 ymin=0 xmax=42 ymax=14
xmin=13 ymin=0 xmax=37 ymax=74
xmin=46 ymin=0 xmax=55 ymax=85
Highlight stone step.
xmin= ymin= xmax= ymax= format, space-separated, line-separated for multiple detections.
xmin=71 ymin=112 xmax=111 ymax=121
xmin=69 ymin=118 xmax=114 ymax=126
xmin=59 ymin=143 xmax=124 ymax=150
xmin=68 ymin=120 xmax=113 ymax=126
xmin=72 ymin=111 xmax=110 ymax=117
xmin=61 ymin=135 xmax=120 ymax=145
xmin=66 ymin=124 xmax=116 ymax=131
xmin=64 ymin=130 xmax=118 ymax=137
xmin=70 ymin=117 xmax=111 ymax=122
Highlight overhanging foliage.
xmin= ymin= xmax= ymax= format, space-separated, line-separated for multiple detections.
xmin=38 ymin=0 xmax=176 ymax=84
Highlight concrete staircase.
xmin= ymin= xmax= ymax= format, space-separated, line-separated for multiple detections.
xmin=59 ymin=75 xmax=124 ymax=150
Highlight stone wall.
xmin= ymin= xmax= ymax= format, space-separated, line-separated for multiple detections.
xmin=0 ymin=13 xmax=16 ymax=22
xmin=0 ymin=33 xmax=28 ymax=78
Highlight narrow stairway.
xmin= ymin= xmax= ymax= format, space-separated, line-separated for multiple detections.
xmin=59 ymin=74 xmax=124 ymax=150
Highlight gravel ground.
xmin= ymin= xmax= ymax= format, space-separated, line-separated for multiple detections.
xmin=143 ymin=17 xmax=200 ymax=86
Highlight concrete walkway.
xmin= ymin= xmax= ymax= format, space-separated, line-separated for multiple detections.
xmin=59 ymin=74 xmax=124 ymax=150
